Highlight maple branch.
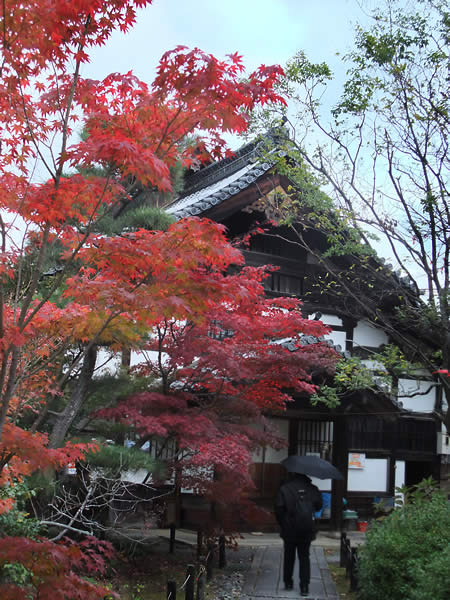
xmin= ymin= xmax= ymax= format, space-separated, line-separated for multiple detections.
xmin=17 ymin=224 xmax=50 ymax=328
xmin=20 ymin=175 xmax=114 ymax=332
xmin=17 ymin=82 xmax=56 ymax=179
xmin=1 ymin=0 xmax=7 ymax=53
xmin=44 ymin=466 xmax=173 ymax=543
xmin=49 ymin=344 xmax=97 ymax=448
xmin=55 ymin=14 xmax=91 ymax=183
xmin=49 ymin=479 xmax=96 ymax=541
xmin=0 ymin=346 xmax=20 ymax=435
xmin=42 ymin=521 xmax=96 ymax=539
xmin=0 ymin=347 xmax=12 ymax=410
xmin=153 ymin=105 xmax=183 ymax=158
xmin=0 ymin=451 xmax=13 ymax=474
xmin=157 ymin=322 xmax=170 ymax=393
xmin=0 ymin=213 xmax=6 ymax=339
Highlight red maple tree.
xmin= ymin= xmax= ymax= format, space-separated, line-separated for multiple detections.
xmin=0 ymin=0 xmax=292 ymax=596
xmin=98 ymin=266 xmax=337 ymax=527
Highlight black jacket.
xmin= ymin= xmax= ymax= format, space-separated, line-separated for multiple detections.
xmin=275 ymin=474 xmax=323 ymax=541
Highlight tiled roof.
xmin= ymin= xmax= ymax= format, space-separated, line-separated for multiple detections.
xmin=282 ymin=335 xmax=351 ymax=358
xmin=166 ymin=160 xmax=272 ymax=219
xmin=166 ymin=131 xmax=284 ymax=219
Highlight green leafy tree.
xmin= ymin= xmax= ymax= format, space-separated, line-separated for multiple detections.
xmin=249 ymin=0 xmax=450 ymax=429
xmin=358 ymin=479 xmax=450 ymax=600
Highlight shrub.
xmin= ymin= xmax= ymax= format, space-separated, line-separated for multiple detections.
xmin=358 ymin=479 xmax=450 ymax=600
xmin=0 ymin=481 xmax=43 ymax=539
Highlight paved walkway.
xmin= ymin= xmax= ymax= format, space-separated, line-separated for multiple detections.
xmin=242 ymin=543 xmax=339 ymax=599
xmin=123 ymin=528 xmax=365 ymax=599
xmin=152 ymin=529 xmax=366 ymax=599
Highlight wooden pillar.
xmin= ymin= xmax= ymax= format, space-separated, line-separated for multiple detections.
xmin=218 ymin=534 xmax=226 ymax=568
xmin=167 ymin=580 xmax=177 ymax=600
xmin=288 ymin=418 xmax=298 ymax=456
xmin=185 ymin=564 xmax=195 ymax=600
xmin=169 ymin=523 xmax=176 ymax=554
xmin=388 ymin=418 xmax=397 ymax=499
xmin=196 ymin=529 xmax=203 ymax=560
xmin=174 ymin=465 xmax=182 ymax=527
xmin=331 ymin=416 xmax=347 ymax=530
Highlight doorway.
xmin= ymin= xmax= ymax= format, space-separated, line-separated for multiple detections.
xmin=405 ymin=460 xmax=433 ymax=487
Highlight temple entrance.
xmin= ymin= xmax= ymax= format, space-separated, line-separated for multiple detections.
xmin=405 ymin=460 xmax=434 ymax=487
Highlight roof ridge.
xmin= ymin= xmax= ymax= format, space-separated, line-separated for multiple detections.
xmin=179 ymin=138 xmax=262 ymax=198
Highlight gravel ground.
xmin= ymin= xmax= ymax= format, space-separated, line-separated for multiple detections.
xmin=206 ymin=546 xmax=255 ymax=600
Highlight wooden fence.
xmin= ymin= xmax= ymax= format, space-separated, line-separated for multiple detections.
xmin=103 ymin=526 xmax=225 ymax=600
xmin=166 ymin=527 xmax=226 ymax=600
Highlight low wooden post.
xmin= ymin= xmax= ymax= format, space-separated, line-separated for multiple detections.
xmin=350 ymin=547 xmax=358 ymax=592
xmin=169 ymin=523 xmax=176 ymax=554
xmin=167 ymin=579 xmax=177 ymax=600
xmin=340 ymin=532 xmax=347 ymax=568
xmin=345 ymin=538 xmax=352 ymax=577
xmin=218 ymin=534 xmax=226 ymax=568
xmin=185 ymin=564 xmax=195 ymax=600
xmin=196 ymin=529 xmax=203 ymax=560
xmin=206 ymin=542 xmax=214 ymax=581
xmin=196 ymin=570 xmax=205 ymax=600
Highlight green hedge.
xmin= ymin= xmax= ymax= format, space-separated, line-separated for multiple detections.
xmin=358 ymin=480 xmax=450 ymax=600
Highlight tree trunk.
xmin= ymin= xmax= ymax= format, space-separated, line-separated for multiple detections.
xmin=49 ymin=345 xmax=97 ymax=448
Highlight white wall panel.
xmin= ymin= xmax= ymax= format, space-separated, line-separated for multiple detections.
xmin=253 ymin=419 xmax=289 ymax=463
xmin=398 ymin=378 xmax=436 ymax=412
xmin=315 ymin=313 xmax=343 ymax=327
xmin=395 ymin=460 xmax=405 ymax=504
xmin=347 ymin=456 xmax=388 ymax=492
xmin=353 ymin=320 xmax=388 ymax=348
xmin=324 ymin=330 xmax=347 ymax=349
xmin=310 ymin=476 xmax=332 ymax=491
xmin=95 ymin=348 xmax=121 ymax=376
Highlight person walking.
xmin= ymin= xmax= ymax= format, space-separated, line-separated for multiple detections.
xmin=275 ymin=473 xmax=323 ymax=596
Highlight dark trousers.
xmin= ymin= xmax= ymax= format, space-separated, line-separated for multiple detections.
xmin=283 ymin=538 xmax=312 ymax=587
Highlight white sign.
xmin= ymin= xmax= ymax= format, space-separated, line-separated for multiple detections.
xmin=348 ymin=453 xmax=366 ymax=469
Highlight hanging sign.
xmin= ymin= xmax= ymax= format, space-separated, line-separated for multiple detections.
xmin=66 ymin=462 xmax=77 ymax=475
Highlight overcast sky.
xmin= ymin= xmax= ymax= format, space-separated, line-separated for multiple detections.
xmin=83 ymin=0 xmax=371 ymax=100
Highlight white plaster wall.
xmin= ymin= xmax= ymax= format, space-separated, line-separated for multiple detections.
xmin=397 ymin=378 xmax=436 ymax=412
xmin=395 ymin=460 xmax=405 ymax=505
xmin=323 ymin=330 xmax=347 ymax=349
xmin=314 ymin=313 xmax=343 ymax=327
xmin=130 ymin=349 xmax=162 ymax=368
xmin=121 ymin=468 xmax=149 ymax=484
xmin=94 ymin=348 xmax=121 ymax=376
xmin=395 ymin=460 xmax=405 ymax=488
xmin=310 ymin=477 xmax=332 ymax=491
xmin=353 ymin=320 xmax=388 ymax=348
xmin=266 ymin=419 xmax=289 ymax=463
xmin=347 ymin=456 xmax=388 ymax=492
xmin=252 ymin=419 xmax=289 ymax=463
xmin=443 ymin=394 xmax=448 ymax=416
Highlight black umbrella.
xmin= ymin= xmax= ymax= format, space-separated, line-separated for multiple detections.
xmin=281 ymin=455 xmax=344 ymax=480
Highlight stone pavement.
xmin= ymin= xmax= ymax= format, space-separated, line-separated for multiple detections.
xmin=242 ymin=543 xmax=339 ymax=600
xmin=152 ymin=529 xmax=366 ymax=600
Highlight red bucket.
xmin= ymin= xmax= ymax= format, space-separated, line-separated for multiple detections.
xmin=357 ymin=520 xmax=368 ymax=532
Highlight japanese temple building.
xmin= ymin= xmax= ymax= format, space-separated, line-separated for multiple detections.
xmin=164 ymin=133 xmax=448 ymax=530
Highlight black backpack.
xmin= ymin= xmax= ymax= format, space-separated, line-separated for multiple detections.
xmin=289 ymin=487 xmax=315 ymax=535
